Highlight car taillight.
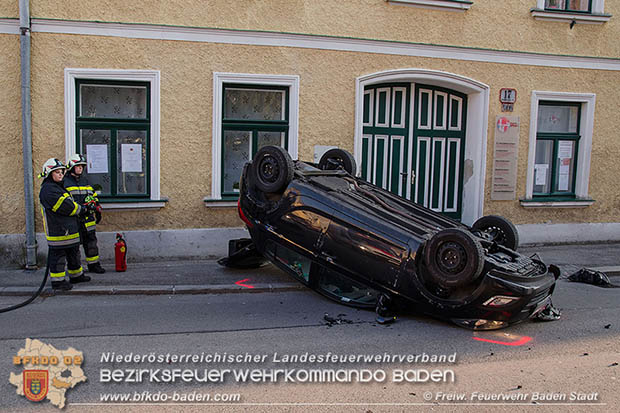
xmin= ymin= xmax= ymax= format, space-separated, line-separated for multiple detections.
xmin=237 ymin=199 xmax=253 ymax=228
xmin=483 ymin=295 xmax=519 ymax=307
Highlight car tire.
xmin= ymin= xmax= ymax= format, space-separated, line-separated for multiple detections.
xmin=472 ymin=215 xmax=519 ymax=250
xmin=252 ymin=145 xmax=294 ymax=193
xmin=318 ymin=148 xmax=357 ymax=175
xmin=424 ymin=228 xmax=485 ymax=289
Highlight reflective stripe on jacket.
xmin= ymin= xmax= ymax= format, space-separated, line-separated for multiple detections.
xmin=39 ymin=178 xmax=82 ymax=248
xmin=64 ymin=173 xmax=97 ymax=231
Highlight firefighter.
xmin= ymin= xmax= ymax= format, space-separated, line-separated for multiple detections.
xmin=64 ymin=153 xmax=106 ymax=274
xmin=39 ymin=158 xmax=92 ymax=290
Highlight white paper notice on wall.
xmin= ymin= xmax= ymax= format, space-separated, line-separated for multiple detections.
xmin=86 ymin=144 xmax=108 ymax=174
xmin=534 ymin=164 xmax=548 ymax=186
xmin=121 ymin=144 xmax=143 ymax=173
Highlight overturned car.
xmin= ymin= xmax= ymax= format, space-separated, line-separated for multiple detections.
xmin=233 ymin=146 xmax=559 ymax=330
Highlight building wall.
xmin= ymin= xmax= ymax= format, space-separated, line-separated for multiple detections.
xmin=0 ymin=34 xmax=25 ymax=234
xmin=26 ymin=0 xmax=620 ymax=58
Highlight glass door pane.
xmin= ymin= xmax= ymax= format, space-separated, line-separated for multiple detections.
xmin=257 ymin=131 xmax=284 ymax=149
xmin=534 ymin=140 xmax=553 ymax=194
xmin=554 ymin=140 xmax=576 ymax=193
xmin=80 ymin=84 xmax=147 ymax=119
xmin=117 ymin=130 xmax=147 ymax=195
xmin=223 ymin=130 xmax=251 ymax=193
xmin=80 ymin=129 xmax=112 ymax=195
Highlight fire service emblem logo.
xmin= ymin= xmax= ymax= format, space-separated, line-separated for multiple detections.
xmin=23 ymin=370 xmax=49 ymax=402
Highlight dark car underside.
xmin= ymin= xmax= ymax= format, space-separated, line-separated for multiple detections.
xmin=230 ymin=146 xmax=559 ymax=330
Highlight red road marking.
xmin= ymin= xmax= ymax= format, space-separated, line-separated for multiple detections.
xmin=473 ymin=336 xmax=532 ymax=346
xmin=235 ymin=278 xmax=255 ymax=289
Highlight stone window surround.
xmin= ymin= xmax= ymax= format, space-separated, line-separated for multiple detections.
xmin=521 ymin=91 xmax=596 ymax=208
xmin=64 ymin=68 xmax=164 ymax=210
xmin=207 ymin=73 xmax=300 ymax=206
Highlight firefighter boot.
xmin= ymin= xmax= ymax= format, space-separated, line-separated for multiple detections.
xmin=88 ymin=263 xmax=106 ymax=274
xmin=70 ymin=274 xmax=92 ymax=284
xmin=51 ymin=279 xmax=73 ymax=291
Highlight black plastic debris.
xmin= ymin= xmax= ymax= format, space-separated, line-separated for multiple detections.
xmin=609 ymin=362 xmax=618 ymax=367
xmin=323 ymin=313 xmax=353 ymax=327
xmin=604 ymin=324 xmax=611 ymax=329
xmin=567 ymin=268 xmax=619 ymax=288
xmin=535 ymin=301 xmax=561 ymax=322
xmin=375 ymin=294 xmax=397 ymax=325
xmin=218 ymin=238 xmax=270 ymax=269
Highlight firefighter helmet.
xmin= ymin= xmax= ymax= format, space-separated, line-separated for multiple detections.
xmin=67 ymin=153 xmax=87 ymax=171
xmin=39 ymin=158 xmax=66 ymax=178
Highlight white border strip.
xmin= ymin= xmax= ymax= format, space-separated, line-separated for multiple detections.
xmin=10 ymin=18 xmax=617 ymax=71
xmin=0 ymin=19 xmax=20 ymax=34
xmin=517 ymin=222 xmax=620 ymax=245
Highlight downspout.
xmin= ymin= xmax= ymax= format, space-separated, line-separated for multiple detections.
xmin=20 ymin=0 xmax=37 ymax=269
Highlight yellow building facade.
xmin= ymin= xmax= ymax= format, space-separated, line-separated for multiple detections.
xmin=1 ymin=1 xmax=619 ymax=266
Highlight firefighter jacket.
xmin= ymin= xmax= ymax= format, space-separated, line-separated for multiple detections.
xmin=63 ymin=173 xmax=97 ymax=232
xmin=39 ymin=178 xmax=83 ymax=248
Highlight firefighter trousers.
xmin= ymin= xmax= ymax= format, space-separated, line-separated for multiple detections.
xmin=48 ymin=245 xmax=83 ymax=280
xmin=79 ymin=224 xmax=100 ymax=265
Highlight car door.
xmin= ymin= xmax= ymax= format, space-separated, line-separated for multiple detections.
xmin=320 ymin=212 xmax=409 ymax=290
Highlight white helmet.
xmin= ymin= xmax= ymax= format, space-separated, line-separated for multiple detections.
xmin=39 ymin=158 xmax=66 ymax=178
xmin=67 ymin=153 xmax=87 ymax=171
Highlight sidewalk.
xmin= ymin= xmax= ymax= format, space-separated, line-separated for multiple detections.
xmin=1 ymin=243 xmax=619 ymax=297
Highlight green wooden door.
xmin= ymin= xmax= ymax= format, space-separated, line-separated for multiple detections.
xmin=361 ymin=84 xmax=410 ymax=197
xmin=412 ymin=85 xmax=467 ymax=220
xmin=361 ymin=83 xmax=467 ymax=220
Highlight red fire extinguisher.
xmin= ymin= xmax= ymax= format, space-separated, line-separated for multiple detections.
xmin=114 ymin=233 xmax=127 ymax=272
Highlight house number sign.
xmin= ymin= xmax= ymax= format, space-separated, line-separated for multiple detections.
xmin=500 ymin=88 xmax=517 ymax=112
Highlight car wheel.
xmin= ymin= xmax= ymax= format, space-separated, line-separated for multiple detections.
xmin=318 ymin=148 xmax=357 ymax=175
xmin=424 ymin=228 xmax=484 ymax=289
xmin=472 ymin=215 xmax=519 ymax=250
xmin=252 ymin=145 xmax=294 ymax=193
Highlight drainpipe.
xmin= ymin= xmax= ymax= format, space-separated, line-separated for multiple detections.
xmin=20 ymin=0 xmax=37 ymax=269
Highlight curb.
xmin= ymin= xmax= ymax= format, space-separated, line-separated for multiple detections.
xmin=0 ymin=283 xmax=305 ymax=297
xmin=590 ymin=266 xmax=620 ymax=277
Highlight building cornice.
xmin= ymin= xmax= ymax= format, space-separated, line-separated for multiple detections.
xmin=1 ymin=18 xmax=619 ymax=71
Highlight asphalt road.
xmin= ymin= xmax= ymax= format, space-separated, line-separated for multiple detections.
xmin=0 ymin=280 xmax=618 ymax=412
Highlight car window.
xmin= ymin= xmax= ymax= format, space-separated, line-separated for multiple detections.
xmin=266 ymin=241 xmax=311 ymax=283
xmin=317 ymin=267 xmax=379 ymax=307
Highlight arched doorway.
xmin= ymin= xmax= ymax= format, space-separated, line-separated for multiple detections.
xmin=355 ymin=69 xmax=489 ymax=224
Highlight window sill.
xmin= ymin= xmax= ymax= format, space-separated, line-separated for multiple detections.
xmin=204 ymin=197 xmax=238 ymax=208
xmin=386 ymin=0 xmax=472 ymax=12
xmin=530 ymin=9 xmax=611 ymax=24
xmin=520 ymin=197 xmax=594 ymax=208
xmin=100 ymin=198 xmax=168 ymax=210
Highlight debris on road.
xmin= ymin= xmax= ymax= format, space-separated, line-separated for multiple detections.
xmin=323 ymin=312 xmax=354 ymax=327
xmin=567 ymin=268 xmax=619 ymax=288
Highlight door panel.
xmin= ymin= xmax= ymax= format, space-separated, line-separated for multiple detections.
xmin=412 ymin=84 xmax=467 ymax=220
xmin=361 ymin=83 xmax=466 ymax=220
xmin=362 ymin=84 xmax=410 ymax=197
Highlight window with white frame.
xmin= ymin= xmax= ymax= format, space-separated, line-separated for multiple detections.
xmin=522 ymin=91 xmax=595 ymax=207
xmin=64 ymin=69 xmax=163 ymax=208
xmin=210 ymin=73 xmax=299 ymax=202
